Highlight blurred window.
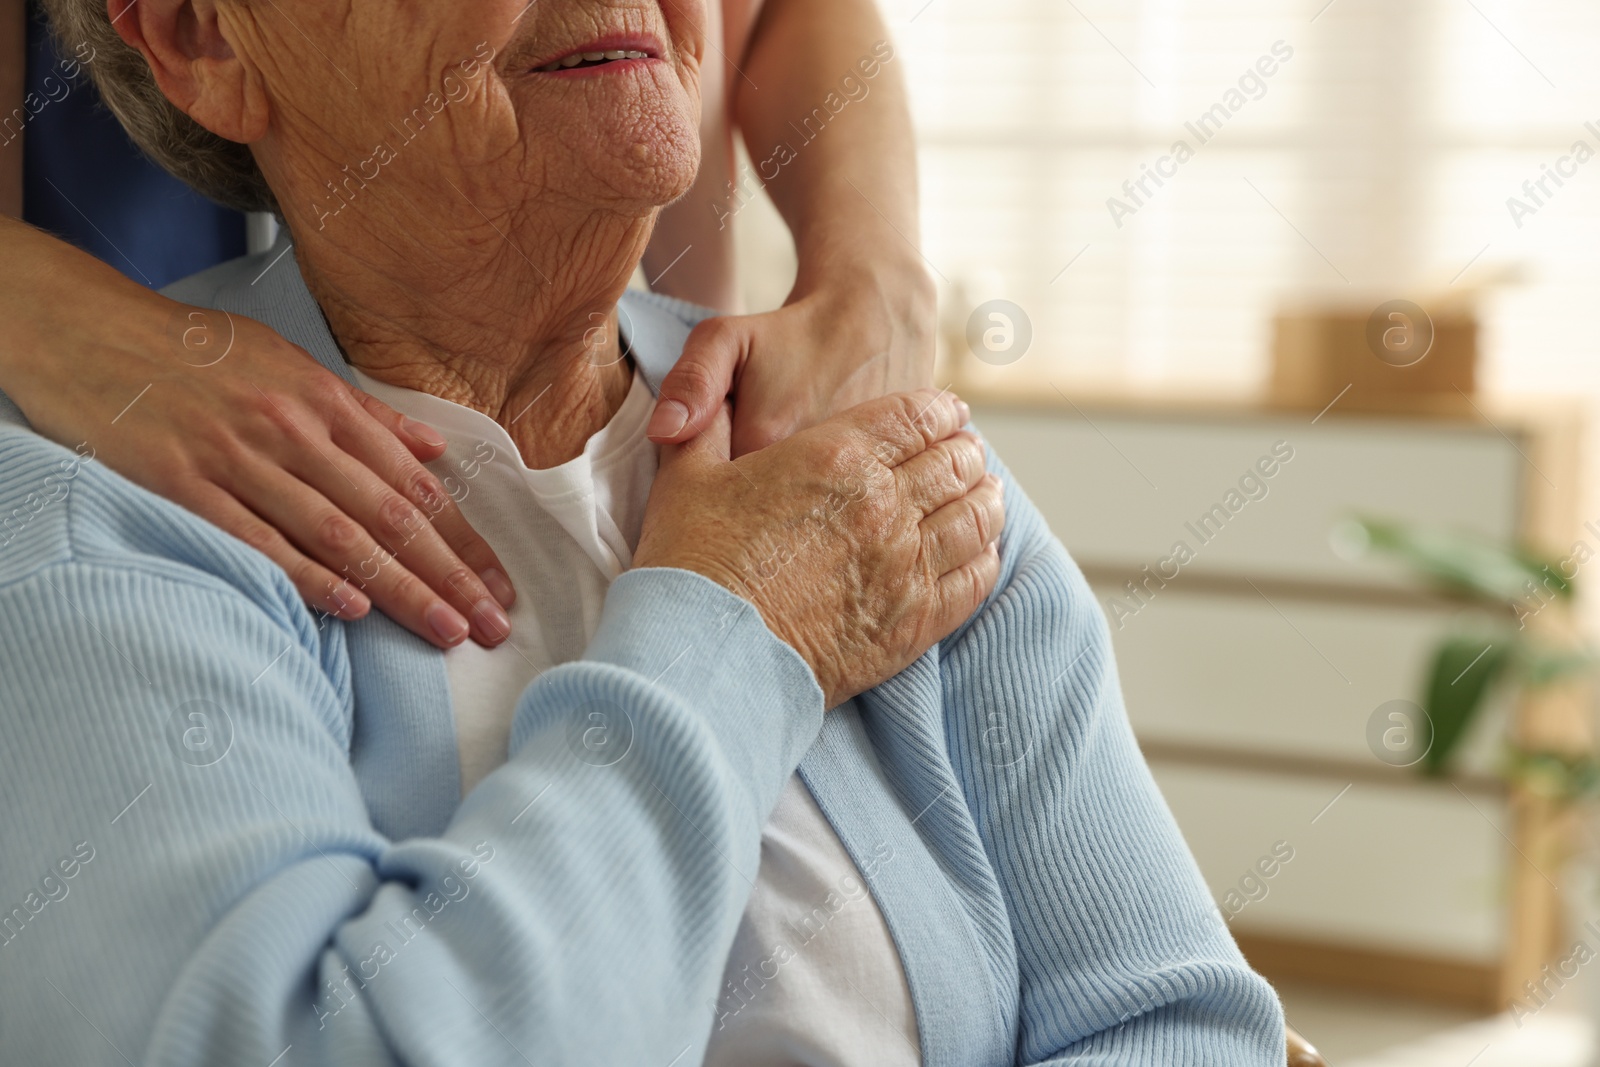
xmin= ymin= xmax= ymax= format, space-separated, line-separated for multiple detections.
xmin=894 ymin=0 xmax=1600 ymax=395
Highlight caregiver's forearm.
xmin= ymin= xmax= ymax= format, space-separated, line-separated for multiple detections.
xmin=0 ymin=216 xmax=520 ymax=645
xmin=0 ymin=0 xmax=24 ymax=218
xmin=735 ymin=0 xmax=926 ymax=300
xmin=0 ymin=215 xmax=168 ymax=423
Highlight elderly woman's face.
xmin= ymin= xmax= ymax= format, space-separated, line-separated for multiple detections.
xmin=238 ymin=0 xmax=706 ymax=225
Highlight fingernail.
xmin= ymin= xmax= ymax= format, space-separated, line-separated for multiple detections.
xmin=471 ymin=598 xmax=511 ymax=642
xmin=955 ymin=398 xmax=971 ymax=424
xmin=407 ymin=419 xmax=446 ymax=448
xmin=647 ymin=399 xmax=689 ymax=440
xmin=426 ymin=601 xmax=470 ymax=645
xmin=480 ymin=568 xmax=516 ymax=608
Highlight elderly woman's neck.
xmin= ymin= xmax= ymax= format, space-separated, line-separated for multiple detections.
xmin=300 ymin=240 xmax=643 ymax=470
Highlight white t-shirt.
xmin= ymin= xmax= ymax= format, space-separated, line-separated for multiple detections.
xmin=350 ymin=365 xmax=919 ymax=1065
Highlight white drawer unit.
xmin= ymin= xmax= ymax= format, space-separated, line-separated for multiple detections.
xmin=979 ymin=404 xmax=1527 ymax=589
xmin=972 ymin=392 xmax=1582 ymax=1009
xmin=1106 ymin=587 xmax=1515 ymax=776
xmin=1151 ymin=763 xmax=1509 ymax=961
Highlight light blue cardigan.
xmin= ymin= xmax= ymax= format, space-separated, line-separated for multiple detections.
xmin=0 ymin=235 xmax=1283 ymax=1066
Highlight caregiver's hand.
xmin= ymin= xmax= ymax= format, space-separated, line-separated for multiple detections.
xmin=648 ymin=261 xmax=936 ymax=457
xmin=0 ymin=218 xmax=513 ymax=650
xmin=635 ymin=389 xmax=1003 ymax=709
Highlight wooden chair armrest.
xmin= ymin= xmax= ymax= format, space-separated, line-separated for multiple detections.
xmin=1287 ymin=1025 xmax=1327 ymax=1066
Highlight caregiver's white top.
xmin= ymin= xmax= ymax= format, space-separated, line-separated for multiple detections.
xmin=350 ymin=364 xmax=918 ymax=1065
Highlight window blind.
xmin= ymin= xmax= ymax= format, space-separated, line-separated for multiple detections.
xmin=879 ymin=0 xmax=1600 ymax=401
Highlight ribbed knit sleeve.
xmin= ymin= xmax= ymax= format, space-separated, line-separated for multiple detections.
xmin=0 ymin=442 xmax=823 ymax=1066
xmin=942 ymin=455 xmax=1286 ymax=1065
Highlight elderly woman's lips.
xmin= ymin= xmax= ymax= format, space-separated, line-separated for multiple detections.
xmin=533 ymin=50 xmax=654 ymax=73
xmin=528 ymin=36 xmax=664 ymax=75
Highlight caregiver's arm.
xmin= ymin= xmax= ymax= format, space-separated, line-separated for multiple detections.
xmin=944 ymin=453 xmax=1285 ymax=1065
xmin=0 ymin=0 xmax=920 ymax=636
xmin=0 ymin=392 xmax=997 ymax=1064
xmin=650 ymin=0 xmax=935 ymax=456
xmin=0 ymin=215 xmax=528 ymax=646
xmin=0 ymin=0 xmax=22 ymax=217
xmin=0 ymin=214 xmax=517 ymax=649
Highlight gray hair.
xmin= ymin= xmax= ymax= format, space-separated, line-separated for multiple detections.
xmin=39 ymin=0 xmax=277 ymax=213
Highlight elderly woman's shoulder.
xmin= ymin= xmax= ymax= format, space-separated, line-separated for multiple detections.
xmin=926 ymin=445 xmax=1104 ymax=654
xmin=614 ymin=289 xmax=720 ymax=383
xmin=621 ymin=288 xmax=720 ymax=329
xmin=0 ymin=420 xmax=301 ymax=618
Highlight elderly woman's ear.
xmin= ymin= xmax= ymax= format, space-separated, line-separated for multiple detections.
xmin=107 ymin=0 xmax=269 ymax=143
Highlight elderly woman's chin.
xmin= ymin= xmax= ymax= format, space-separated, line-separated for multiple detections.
xmin=592 ymin=124 xmax=702 ymax=210
xmin=509 ymin=65 xmax=703 ymax=211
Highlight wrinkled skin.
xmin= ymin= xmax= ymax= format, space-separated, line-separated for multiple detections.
xmin=109 ymin=0 xmax=1002 ymax=695
xmin=638 ymin=390 xmax=1002 ymax=708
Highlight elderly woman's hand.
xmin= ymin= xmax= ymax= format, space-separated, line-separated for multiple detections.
xmin=635 ymin=389 xmax=1002 ymax=708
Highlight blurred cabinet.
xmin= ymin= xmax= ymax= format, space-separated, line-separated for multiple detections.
xmin=973 ymin=390 xmax=1582 ymax=1009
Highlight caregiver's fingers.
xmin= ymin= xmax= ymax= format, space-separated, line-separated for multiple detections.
xmin=220 ymin=461 xmax=495 ymax=650
xmin=183 ymin=484 xmax=372 ymax=622
xmin=332 ymin=395 xmax=517 ymax=609
xmin=894 ymin=431 xmax=988 ymax=518
xmin=846 ymin=389 xmax=971 ymax=469
xmin=649 ymin=317 xmax=744 ymax=443
xmin=656 ymin=400 xmax=734 ymax=478
xmin=277 ymin=448 xmax=513 ymax=648
xmin=920 ymin=475 xmax=1005 ymax=578
xmin=351 ymin=390 xmax=451 ymax=462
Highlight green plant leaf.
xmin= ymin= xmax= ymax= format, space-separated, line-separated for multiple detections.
xmin=1421 ymin=634 xmax=1516 ymax=774
xmin=1515 ymin=642 xmax=1600 ymax=689
xmin=1350 ymin=517 xmax=1570 ymax=606
xmin=1504 ymin=746 xmax=1600 ymax=803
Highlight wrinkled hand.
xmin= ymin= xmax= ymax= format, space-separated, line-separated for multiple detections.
xmin=635 ymin=389 xmax=1002 ymax=708
xmin=12 ymin=293 xmax=516 ymax=650
xmin=647 ymin=266 xmax=936 ymax=457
